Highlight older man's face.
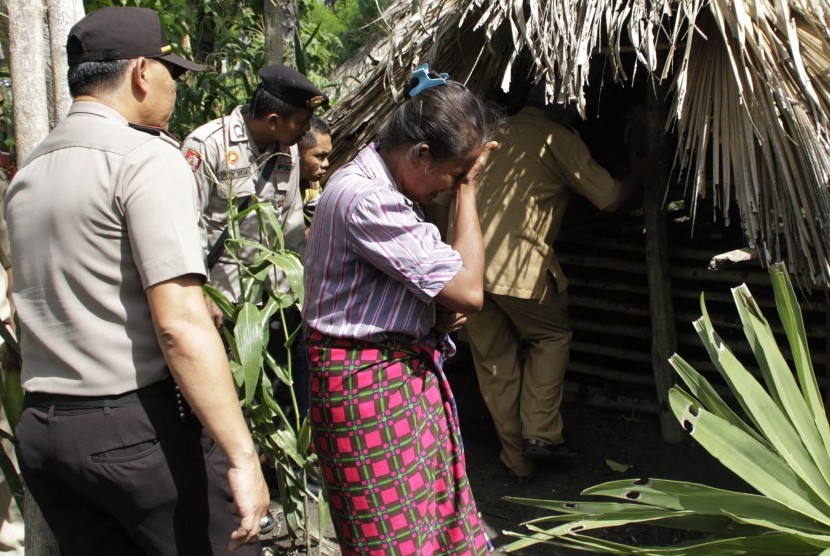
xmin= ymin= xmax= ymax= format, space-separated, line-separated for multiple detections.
xmin=143 ymin=59 xmax=177 ymax=129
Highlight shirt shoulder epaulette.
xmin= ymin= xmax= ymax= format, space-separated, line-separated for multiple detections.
xmin=127 ymin=123 xmax=182 ymax=149
xmin=184 ymin=119 xmax=225 ymax=146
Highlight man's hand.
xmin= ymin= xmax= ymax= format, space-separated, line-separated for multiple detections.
xmin=204 ymin=295 xmax=223 ymax=330
xmin=227 ymin=456 xmax=270 ymax=551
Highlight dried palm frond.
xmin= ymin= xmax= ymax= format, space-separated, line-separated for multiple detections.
xmin=326 ymin=0 xmax=830 ymax=286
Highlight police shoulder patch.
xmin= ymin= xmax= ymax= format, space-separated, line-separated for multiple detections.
xmin=185 ymin=148 xmax=202 ymax=171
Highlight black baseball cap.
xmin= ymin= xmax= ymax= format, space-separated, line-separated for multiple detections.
xmin=257 ymin=64 xmax=328 ymax=110
xmin=66 ymin=7 xmax=203 ymax=75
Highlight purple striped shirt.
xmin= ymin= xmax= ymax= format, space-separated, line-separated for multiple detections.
xmin=303 ymin=144 xmax=462 ymax=340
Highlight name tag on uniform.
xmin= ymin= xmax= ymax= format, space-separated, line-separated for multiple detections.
xmin=217 ymin=167 xmax=251 ymax=181
xmin=275 ymin=162 xmax=293 ymax=175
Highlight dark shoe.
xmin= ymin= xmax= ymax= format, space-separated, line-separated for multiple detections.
xmin=502 ymin=462 xmax=533 ymax=484
xmin=522 ymin=438 xmax=579 ymax=460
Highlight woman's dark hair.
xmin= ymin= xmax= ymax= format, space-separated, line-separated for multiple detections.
xmin=376 ymin=76 xmax=503 ymax=162
xmin=67 ymin=60 xmax=131 ymax=98
xmin=249 ymin=85 xmax=298 ymax=120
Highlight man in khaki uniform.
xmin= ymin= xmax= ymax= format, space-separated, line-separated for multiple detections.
xmin=466 ymin=90 xmax=639 ymax=482
xmin=6 ymin=8 xmax=268 ymax=554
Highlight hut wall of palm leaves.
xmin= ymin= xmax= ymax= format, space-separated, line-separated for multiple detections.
xmin=323 ymin=0 xmax=830 ymax=287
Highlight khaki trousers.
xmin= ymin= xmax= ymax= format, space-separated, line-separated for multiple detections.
xmin=466 ymin=279 xmax=571 ymax=477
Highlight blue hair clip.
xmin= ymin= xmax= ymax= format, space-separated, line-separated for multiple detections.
xmin=408 ymin=63 xmax=449 ymax=97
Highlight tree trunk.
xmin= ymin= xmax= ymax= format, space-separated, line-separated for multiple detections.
xmin=7 ymin=0 xmax=49 ymax=162
xmin=45 ymin=0 xmax=83 ymax=124
xmin=643 ymin=82 xmax=681 ymax=443
xmin=263 ymin=0 xmax=284 ymax=66
xmin=7 ymin=2 xmax=61 ymax=553
xmin=264 ymin=0 xmax=298 ymax=67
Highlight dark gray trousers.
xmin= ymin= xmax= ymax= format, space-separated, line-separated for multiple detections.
xmin=15 ymin=384 xmax=260 ymax=556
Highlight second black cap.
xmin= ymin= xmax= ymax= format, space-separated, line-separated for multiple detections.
xmin=257 ymin=64 xmax=328 ymax=110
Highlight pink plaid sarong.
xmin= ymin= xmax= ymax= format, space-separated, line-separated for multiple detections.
xmin=306 ymin=329 xmax=491 ymax=556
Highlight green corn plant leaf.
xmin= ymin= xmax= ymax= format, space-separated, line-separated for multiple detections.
xmin=259 ymin=295 xmax=280 ymax=327
xmin=264 ymin=348 xmax=293 ymax=387
xmin=261 ymin=251 xmax=305 ymax=302
xmin=275 ymin=462 xmax=307 ymax=535
xmin=0 ymin=353 xmax=22 ymax=432
xmin=669 ymin=352 xmax=767 ymax=447
xmin=271 ymin=428 xmax=306 ymax=468
xmin=768 ymin=264 xmax=830 ymax=462
xmin=235 ymin=302 xmax=265 ymax=406
xmin=670 ymin=387 xmax=830 ymax=525
xmin=223 ymin=327 xmax=239 ymax=360
xmin=0 ymin=322 xmax=19 ymax=358
xmin=316 ymin=493 xmax=331 ymax=556
xmin=202 ymin=283 xmax=237 ymax=321
xmin=229 ymin=360 xmax=244 ymax=389
xmin=259 ymin=378 xmax=291 ymax=430
xmin=297 ymin=417 xmax=312 ymax=455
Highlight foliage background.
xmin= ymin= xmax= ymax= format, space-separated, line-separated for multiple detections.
xmin=81 ymin=0 xmax=389 ymax=138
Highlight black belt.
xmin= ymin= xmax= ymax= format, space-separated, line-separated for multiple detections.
xmin=23 ymin=377 xmax=177 ymax=409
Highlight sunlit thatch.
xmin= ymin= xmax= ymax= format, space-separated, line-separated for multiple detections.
xmin=325 ymin=0 xmax=830 ymax=286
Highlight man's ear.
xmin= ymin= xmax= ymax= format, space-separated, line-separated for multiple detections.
xmin=131 ymin=58 xmax=151 ymax=96
xmin=266 ymin=113 xmax=280 ymax=129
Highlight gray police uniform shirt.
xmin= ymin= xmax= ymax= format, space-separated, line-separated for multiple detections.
xmin=5 ymin=101 xmax=206 ymax=396
xmin=181 ymin=106 xmax=305 ymax=302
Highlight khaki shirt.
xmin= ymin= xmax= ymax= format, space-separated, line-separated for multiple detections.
xmin=475 ymin=107 xmax=620 ymax=299
xmin=182 ymin=106 xmax=304 ymax=302
xmin=5 ymin=101 xmax=206 ymax=395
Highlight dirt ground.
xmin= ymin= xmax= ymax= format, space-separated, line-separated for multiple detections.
xmin=262 ymin=341 xmax=747 ymax=555
xmin=448 ymin=343 xmax=747 ymax=555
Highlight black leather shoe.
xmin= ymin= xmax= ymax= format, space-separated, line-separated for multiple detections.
xmin=522 ymin=438 xmax=579 ymax=460
xmin=502 ymin=462 xmax=533 ymax=484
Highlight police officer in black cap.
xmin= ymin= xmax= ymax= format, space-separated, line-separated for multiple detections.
xmin=7 ymin=6 xmax=269 ymax=555
xmin=182 ymin=66 xmax=327 ymax=417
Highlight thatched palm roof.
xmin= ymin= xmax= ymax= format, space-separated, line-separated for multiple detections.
xmin=325 ymin=0 xmax=830 ymax=287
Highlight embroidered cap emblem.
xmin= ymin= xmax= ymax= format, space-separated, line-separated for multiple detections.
xmin=306 ymin=96 xmax=325 ymax=109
